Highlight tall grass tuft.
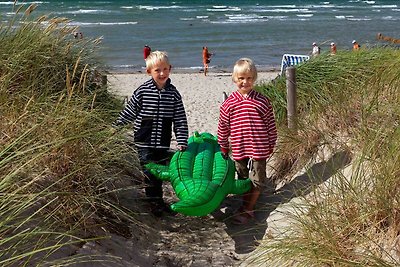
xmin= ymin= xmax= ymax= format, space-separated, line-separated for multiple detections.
xmin=1 ymin=3 xmax=143 ymax=265
xmin=253 ymin=48 xmax=400 ymax=266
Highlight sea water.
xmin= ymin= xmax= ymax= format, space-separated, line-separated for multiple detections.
xmin=1 ymin=0 xmax=399 ymax=72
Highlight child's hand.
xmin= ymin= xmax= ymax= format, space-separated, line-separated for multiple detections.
xmin=220 ymin=147 xmax=229 ymax=159
xmin=177 ymin=145 xmax=187 ymax=151
xmin=221 ymin=152 xmax=230 ymax=160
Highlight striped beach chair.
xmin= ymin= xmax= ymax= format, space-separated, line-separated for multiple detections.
xmin=280 ymin=54 xmax=310 ymax=75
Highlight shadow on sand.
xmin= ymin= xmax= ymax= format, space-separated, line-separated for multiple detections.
xmin=212 ymin=150 xmax=352 ymax=254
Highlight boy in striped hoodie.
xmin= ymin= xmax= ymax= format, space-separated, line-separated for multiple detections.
xmin=218 ymin=58 xmax=277 ymax=224
xmin=114 ymin=51 xmax=188 ymax=217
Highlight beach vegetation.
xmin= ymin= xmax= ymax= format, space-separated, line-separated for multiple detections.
xmin=0 ymin=3 xmax=144 ymax=265
xmin=2 ymin=1 xmax=400 ymax=266
xmin=254 ymin=48 xmax=400 ymax=266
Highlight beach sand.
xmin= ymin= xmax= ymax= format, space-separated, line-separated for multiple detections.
xmin=107 ymin=70 xmax=280 ymax=137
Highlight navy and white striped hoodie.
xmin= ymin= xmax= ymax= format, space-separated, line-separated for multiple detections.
xmin=114 ymin=78 xmax=188 ymax=149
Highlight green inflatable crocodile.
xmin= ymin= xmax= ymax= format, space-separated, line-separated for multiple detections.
xmin=145 ymin=132 xmax=251 ymax=216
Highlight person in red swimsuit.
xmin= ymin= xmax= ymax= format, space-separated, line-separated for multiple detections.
xmin=143 ymin=45 xmax=151 ymax=60
xmin=202 ymin=46 xmax=213 ymax=76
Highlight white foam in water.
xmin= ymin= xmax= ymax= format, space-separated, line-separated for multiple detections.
xmin=207 ymin=6 xmax=241 ymax=12
xmin=257 ymin=8 xmax=311 ymax=13
xmin=347 ymin=17 xmax=372 ymax=21
xmin=382 ymin=16 xmax=395 ymax=20
xmin=372 ymin=5 xmax=397 ymax=8
xmin=138 ymin=5 xmax=185 ymax=10
xmin=297 ymin=14 xmax=314 ymax=17
xmin=3 ymin=0 xmax=397 ymax=71
xmin=59 ymin=9 xmax=115 ymax=15
xmin=69 ymin=21 xmax=138 ymax=26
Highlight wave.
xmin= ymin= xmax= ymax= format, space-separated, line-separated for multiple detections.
xmin=220 ymin=13 xmax=277 ymax=23
xmin=207 ymin=6 xmax=241 ymax=12
xmin=69 ymin=21 xmax=138 ymax=26
xmin=297 ymin=14 xmax=314 ymax=17
xmin=138 ymin=5 xmax=186 ymax=10
xmin=225 ymin=14 xmax=266 ymax=19
xmin=265 ymin=15 xmax=289 ymax=20
xmin=382 ymin=16 xmax=398 ymax=20
xmin=371 ymin=5 xmax=398 ymax=8
xmin=346 ymin=17 xmax=372 ymax=21
xmin=210 ymin=18 xmax=269 ymax=24
xmin=58 ymin=9 xmax=115 ymax=15
xmin=0 ymin=1 xmax=48 ymax=4
xmin=254 ymin=8 xmax=311 ymax=13
xmin=303 ymin=4 xmax=336 ymax=8
xmin=266 ymin=5 xmax=297 ymax=8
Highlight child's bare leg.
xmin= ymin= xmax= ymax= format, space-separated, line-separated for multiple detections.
xmin=242 ymin=186 xmax=260 ymax=212
xmin=233 ymin=186 xmax=259 ymax=224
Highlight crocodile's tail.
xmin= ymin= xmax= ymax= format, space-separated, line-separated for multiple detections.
xmin=170 ymin=182 xmax=224 ymax=216
xmin=231 ymin=179 xmax=252 ymax=195
xmin=170 ymin=178 xmax=252 ymax=216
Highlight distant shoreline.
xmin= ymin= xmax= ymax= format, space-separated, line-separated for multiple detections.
xmin=106 ymin=65 xmax=281 ymax=75
xmin=107 ymin=71 xmax=279 ymax=135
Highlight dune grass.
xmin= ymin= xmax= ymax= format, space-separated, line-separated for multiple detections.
xmin=2 ymin=2 xmax=400 ymax=266
xmin=1 ymin=3 xmax=144 ymax=265
xmin=252 ymin=47 xmax=400 ymax=266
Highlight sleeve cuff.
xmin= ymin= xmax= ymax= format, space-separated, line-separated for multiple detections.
xmin=220 ymin=147 xmax=229 ymax=154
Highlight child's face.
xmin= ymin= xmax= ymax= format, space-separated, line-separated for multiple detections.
xmin=234 ymin=71 xmax=254 ymax=95
xmin=147 ymin=61 xmax=171 ymax=89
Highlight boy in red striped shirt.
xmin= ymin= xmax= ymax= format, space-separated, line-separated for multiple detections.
xmin=218 ymin=58 xmax=277 ymax=224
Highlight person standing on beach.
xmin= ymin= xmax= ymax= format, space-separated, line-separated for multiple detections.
xmin=218 ymin=58 xmax=277 ymax=225
xmin=330 ymin=42 xmax=337 ymax=55
xmin=352 ymin=40 xmax=360 ymax=51
xmin=311 ymin=42 xmax=320 ymax=57
xmin=202 ymin=46 xmax=213 ymax=76
xmin=143 ymin=45 xmax=151 ymax=60
xmin=114 ymin=51 xmax=189 ymax=217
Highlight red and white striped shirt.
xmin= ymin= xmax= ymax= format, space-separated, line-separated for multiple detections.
xmin=218 ymin=90 xmax=277 ymax=160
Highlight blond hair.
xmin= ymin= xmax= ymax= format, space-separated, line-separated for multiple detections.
xmin=232 ymin=58 xmax=257 ymax=82
xmin=145 ymin=51 xmax=170 ymax=70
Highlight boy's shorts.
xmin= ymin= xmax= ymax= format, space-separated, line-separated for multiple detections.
xmin=235 ymin=158 xmax=274 ymax=192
